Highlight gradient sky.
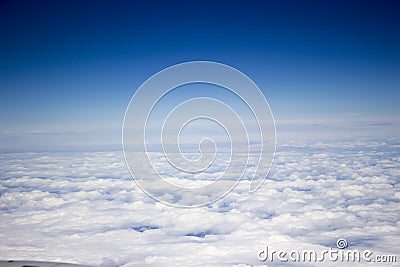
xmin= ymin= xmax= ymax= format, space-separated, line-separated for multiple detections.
xmin=1 ymin=0 xmax=400 ymax=151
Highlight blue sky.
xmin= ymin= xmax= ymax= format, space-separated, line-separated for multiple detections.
xmin=1 ymin=0 xmax=400 ymax=151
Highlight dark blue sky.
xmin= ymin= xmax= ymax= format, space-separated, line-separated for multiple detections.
xmin=1 ymin=0 xmax=400 ymax=150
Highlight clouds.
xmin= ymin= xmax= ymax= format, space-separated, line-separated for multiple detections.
xmin=0 ymin=139 xmax=399 ymax=266
xmin=276 ymin=117 xmax=400 ymax=142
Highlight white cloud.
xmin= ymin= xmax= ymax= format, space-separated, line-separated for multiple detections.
xmin=0 ymin=139 xmax=399 ymax=266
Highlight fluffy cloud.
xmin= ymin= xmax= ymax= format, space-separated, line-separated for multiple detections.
xmin=0 ymin=140 xmax=399 ymax=266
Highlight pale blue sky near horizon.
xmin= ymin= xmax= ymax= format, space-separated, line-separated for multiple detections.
xmin=1 ymin=0 xmax=400 ymax=152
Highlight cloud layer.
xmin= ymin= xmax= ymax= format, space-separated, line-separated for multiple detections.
xmin=0 ymin=140 xmax=399 ymax=266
